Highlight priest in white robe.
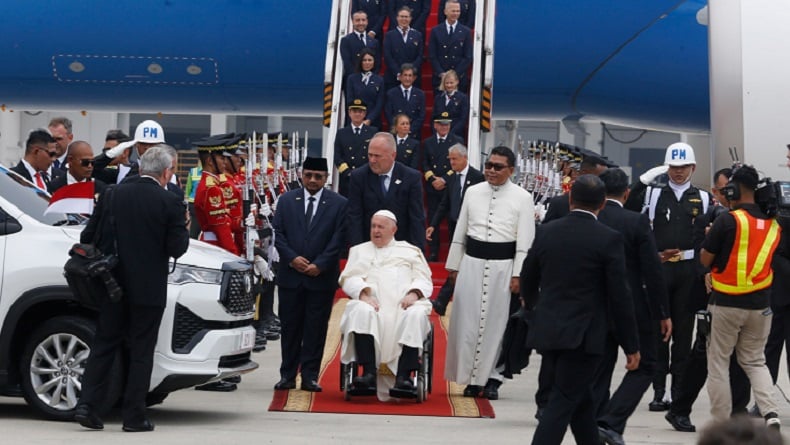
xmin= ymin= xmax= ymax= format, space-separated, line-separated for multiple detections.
xmin=444 ymin=146 xmax=535 ymax=400
xmin=339 ymin=210 xmax=433 ymax=401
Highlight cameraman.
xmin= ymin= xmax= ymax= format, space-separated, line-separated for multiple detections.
xmin=701 ymin=165 xmax=782 ymax=430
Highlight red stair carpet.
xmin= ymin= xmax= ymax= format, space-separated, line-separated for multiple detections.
xmin=268 ymin=293 xmax=495 ymax=418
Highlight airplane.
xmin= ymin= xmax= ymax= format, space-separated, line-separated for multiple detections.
xmin=0 ymin=0 xmax=710 ymax=133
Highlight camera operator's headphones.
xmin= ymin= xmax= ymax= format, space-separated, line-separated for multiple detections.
xmin=720 ymin=164 xmax=742 ymax=201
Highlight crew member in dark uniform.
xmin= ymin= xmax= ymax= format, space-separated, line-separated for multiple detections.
xmin=334 ymin=99 xmax=377 ymax=196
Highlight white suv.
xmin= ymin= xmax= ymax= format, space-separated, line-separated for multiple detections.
xmin=0 ymin=165 xmax=258 ymax=419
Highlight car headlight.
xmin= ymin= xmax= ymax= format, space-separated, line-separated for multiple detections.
xmin=168 ymin=264 xmax=223 ymax=285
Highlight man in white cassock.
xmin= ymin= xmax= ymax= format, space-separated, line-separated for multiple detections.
xmin=339 ymin=210 xmax=433 ymax=401
xmin=444 ymin=145 xmax=535 ymax=400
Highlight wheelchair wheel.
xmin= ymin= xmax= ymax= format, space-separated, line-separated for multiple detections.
xmin=416 ymin=375 xmax=425 ymax=403
xmin=425 ymin=327 xmax=434 ymax=394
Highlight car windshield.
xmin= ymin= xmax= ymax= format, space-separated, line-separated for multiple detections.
xmin=0 ymin=165 xmax=86 ymax=226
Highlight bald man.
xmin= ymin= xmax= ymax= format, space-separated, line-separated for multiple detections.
xmin=48 ymin=141 xmax=107 ymax=195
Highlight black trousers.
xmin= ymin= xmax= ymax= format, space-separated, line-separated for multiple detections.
xmin=595 ymin=323 xmax=658 ymax=434
xmin=669 ymin=325 xmax=750 ymax=417
xmin=766 ymin=305 xmax=790 ymax=384
xmin=531 ymin=349 xmax=602 ymax=445
xmin=277 ymin=286 xmax=334 ymax=381
xmin=653 ymin=261 xmax=696 ymax=398
xmin=79 ymin=299 xmax=164 ymax=424
xmin=425 ymin=188 xmax=446 ymax=260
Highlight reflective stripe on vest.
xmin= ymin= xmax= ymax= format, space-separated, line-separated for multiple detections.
xmin=711 ymin=209 xmax=781 ymax=295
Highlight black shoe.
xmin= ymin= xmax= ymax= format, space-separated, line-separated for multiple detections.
xmin=195 ymin=381 xmax=238 ymax=392
xmin=665 ymin=412 xmax=696 ymax=432
xmin=463 ymin=384 xmax=482 ymax=397
xmin=253 ymin=333 xmax=267 ymax=352
xmin=765 ymin=412 xmax=781 ymax=431
xmin=225 ymin=375 xmax=241 ymax=384
xmin=483 ymin=379 xmax=501 ymax=400
xmin=301 ymin=379 xmax=323 ymax=392
xmin=74 ymin=404 xmax=103 ymax=430
xmin=598 ymin=426 xmax=625 ymax=445
xmin=394 ymin=376 xmax=416 ymax=391
xmin=649 ymin=392 xmax=669 ymax=412
xmin=122 ymin=419 xmax=155 ymax=432
xmin=352 ymin=373 xmax=376 ymax=390
xmin=431 ymin=299 xmax=447 ymax=316
xmin=274 ymin=378 xmax=296 ymax=390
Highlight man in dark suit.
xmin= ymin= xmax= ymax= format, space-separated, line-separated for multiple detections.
xmin=439 ymin=0 xmax=476 ymax=28
xmin=272 ymin=157 xmax=347 ymax=393
xmin=347 ymin=132 xmax=425 ymax=249
xmin=428 ymin=0 xmax=473 ymax=92
xmin=594 ymin=168 xmax=671 ymax=445
xmin=422 ymin=112 xmax=463 ymax=261
xmin=388 ymin=0 xmax=430 ymax=39
xmin=48 ymin=141 xmax=107 ymax=195
xmin=523 ymin=174 xmax=640 ymax=445
xmin=384 ymin=64 xmax=426 ymax=139
xmin=542 ymin=155 xmax=608 ymax=223
xmin=75 ymin=146 xmax=190 ymax=432
xmin=335 ymin=99 xmax=377 ymax=196
xmin=11 ymin=129 xmax=65 ymax=193
xmin=383 ymin=8 xmax=424 ymax=91
xmin=426 ymin=143 xmax=483 ymax=315
xmin=351 ymin=0 xmax=386 ymax=60
xmin=339 ymin=11 xmax=380 ymax=78
xmin=48 ymin=116 xmax=73 ymax=171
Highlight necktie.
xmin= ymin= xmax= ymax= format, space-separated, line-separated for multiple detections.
xmin=305 ymin=196 xmax=315 ymax=227
xmin=449 ymin=25 xmax=454 ymax=36
xmin=359 ymin=33 xmax=365 ymax=44
xmin=398 ymin=138 xmax=405 ymax=147
xmin=438 ymin=138 xmax=445 ymax=144
xmin=380 ymin=174 xmax=388 ymax=194
xmin=53 ymin=159 xmax=60 ymax=170
xmin=446 ymin=93 xmax=453 ymax=106
xmin=403 ymin=88 xmax=409 ymax=101
xmin=34 ymin=171 xmax=45 ymax=189
xmin=354 ymin=127 xmax=361 ymax=136
xmin=458 ymin=174 xmax=464 ymax=199
xmin=402 ymin=28 xmax=408 ymax=40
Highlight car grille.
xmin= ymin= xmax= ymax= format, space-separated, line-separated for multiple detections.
xmin=220 ymin=269 xmax=255 ymax=315
xmin=172 ymin=303 xmax=253 ymax=353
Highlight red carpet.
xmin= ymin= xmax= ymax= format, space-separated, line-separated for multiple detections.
xmin=268 ymin=297 xmax=495 ymax=418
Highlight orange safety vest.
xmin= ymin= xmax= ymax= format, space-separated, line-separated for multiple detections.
xmin=711 ymin=209 xmax=781 ymax=295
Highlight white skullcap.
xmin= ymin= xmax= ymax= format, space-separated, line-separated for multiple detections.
xmin=373 ymin=209 xmax=397 ymax=223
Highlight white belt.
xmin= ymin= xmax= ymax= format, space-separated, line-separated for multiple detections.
xmin=201 ymin=231 xmax=218 ymax=241
xmin=666 ymin=249 xmax=695 ymax=262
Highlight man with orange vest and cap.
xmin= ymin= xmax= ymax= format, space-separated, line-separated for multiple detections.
xmin=700 ymin=164 xmax=783 ymax=430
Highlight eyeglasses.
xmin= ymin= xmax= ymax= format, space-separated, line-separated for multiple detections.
xmin=484 ymin=162 xmax=509 ymax=171
xmin=303 ymin=172 xmax=326 ymax=180
xmin=79 ymin=159 xmax=95 ymax=167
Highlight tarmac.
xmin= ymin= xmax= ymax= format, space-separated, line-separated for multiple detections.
xmin=1 ymin=328 xmax=788 ymax=444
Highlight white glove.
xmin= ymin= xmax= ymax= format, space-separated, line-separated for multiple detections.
xmin=536 ymin=204 xmax=547 ymax=222
xmin=640 ymin=165 xmax=669 ymax=185
xmin=105 ymin=139 xmax=136 ymax=159
xmin=259 ymin=202 xmax=273 ymax=217
xmin=248 ymin=229 xmax=260 ymax=243
xmin=254 ymin=255 xmax=274 ymax=281
xmin=244 ymin=211 xmax=256 ymax=227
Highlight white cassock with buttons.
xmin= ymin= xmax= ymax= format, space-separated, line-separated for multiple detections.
xmin=444 ymin=180 xmax=535 ymax=386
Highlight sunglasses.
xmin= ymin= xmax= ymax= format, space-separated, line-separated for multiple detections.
xmin=79 ymin=159 xmax=95 ymax=167
xmin=484 ymin=162 xmax=509 ymax=171
xmin=33 ymin=146 xmax=58 ymax=158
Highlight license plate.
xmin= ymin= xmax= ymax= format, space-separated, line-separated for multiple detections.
xmin=239 ymin=329 xmax=255 ymax=350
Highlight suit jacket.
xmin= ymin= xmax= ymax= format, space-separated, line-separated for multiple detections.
xmin=388 ymin=0 xmax=430 ymax=34
xmin=347 ymin=162 xmax=425 ymax=249
xmin=385 ymin=86 xmax=426 ymax=137
xmin=346 ymin=72 xmax=385 ymax=125
xmin=421 ymin=133 xmax=463 ymax=196
xmin=428 ymin=21 xmax=473 ymax=75
xmin=48 ymin=175 xmax=108 ymax=198
xmin=598 ymin=200 xmax=669 ymax=324
xmin=340 ymin=31 xmax=380 ymax=75
xmin=542 ymin=192 xmax=570 ymax=223
xmin=383 ymin=28 xmax=424 ymax=84
xmin=10 ymin=161 xmax=65 ymax=194
xmin=433 ymin=90 xmax=470 ymax=139
xmin=522 ymin=211 xmax=639 ymax=356
xmin=438 ymin=0 xmax=476 ymax=28
xmin=430 ymin=165 xmax=483 ymax=226
xmin=81 ymin=176 xmax=189 ymax=307
xmin=273 ymin=188 xmax=348 ymax=291
xmin=394 ymin=136 xmax=420 ymax=170
xmin=352 ymin=0 xmax=386 ymax=39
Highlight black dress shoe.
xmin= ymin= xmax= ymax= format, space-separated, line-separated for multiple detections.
xmin=301 ymin=379 xmax=323 ymax=392
xmin=648 ymin=392 xmax=669 ymax=411
xmin=352 ymin=373 xmax=376 ymax=389
xmin=74 ymin=405 xmax=103 ymax=430
xmin=431 ymin=299 xmax=447 ymax=316
xmin=274 ymin=378 xmax=296 ymax=390
xmin=665 ymin=412 xmax=696 ymax=432
xmin=483 ymin=379 xmax=501 ymax=400
xmin=195 ymin=380 xmax=238 ymax=392
xmin=598 ymin=426 xmax=625 ymax=445
xmin=122 ymin=419 xmax=155 ymax=432
xmin=463 ymin=384 xmax=482 ymax=397
xmin=394 ymin=376 xmax=416 ymax=391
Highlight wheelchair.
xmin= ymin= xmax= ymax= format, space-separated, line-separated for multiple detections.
xmin=340 ymin=325 xmax=433 ymax=402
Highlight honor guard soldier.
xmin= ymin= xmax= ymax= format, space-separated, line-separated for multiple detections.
xmin=193 ymin=136 xmax=238 ymax=255
xmin=335 ymin=99 xmax=377 ymax=196
xmin=625 ymin=142 xmax=710 ymax=412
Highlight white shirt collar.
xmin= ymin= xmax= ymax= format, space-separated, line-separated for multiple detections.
xmin=457 ymin=163 xmax=470 ymax=176
xmin=572 ymin=208 xmax=598 ymax=220
xmin=67 ymin=171 xmax=91 ymax=185
xmin=381 ymin=164 xmax=395 ymax=177
xmin=21 ymin=159 xmax=38 ymax=180
xmin=304 ymin=187 xmax=324 ymax=201
xmin=606 ymin=198 xmax=623 ymax=208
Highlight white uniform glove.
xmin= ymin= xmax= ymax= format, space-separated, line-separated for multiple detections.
xmin=253 ymin=255 xmax=274 ymax=281
xmin=105 ymin=140 xmax=136 ymax=159
xmin=271 ymin=199 xmax=277 ymax=214
xmin=640 ymin=165 xmax=669 ymax=185
xmin=244 ymin=211 xmax=256 ymax=227
xmin=259 ymin=202 xmax=273 ymax=217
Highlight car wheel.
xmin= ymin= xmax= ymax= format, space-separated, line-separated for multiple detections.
xmin=20 ymin=316 xmax=122 ymax=420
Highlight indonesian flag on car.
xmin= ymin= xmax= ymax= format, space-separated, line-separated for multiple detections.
xmin=44 ymin=181 xmax=96 ymax=215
